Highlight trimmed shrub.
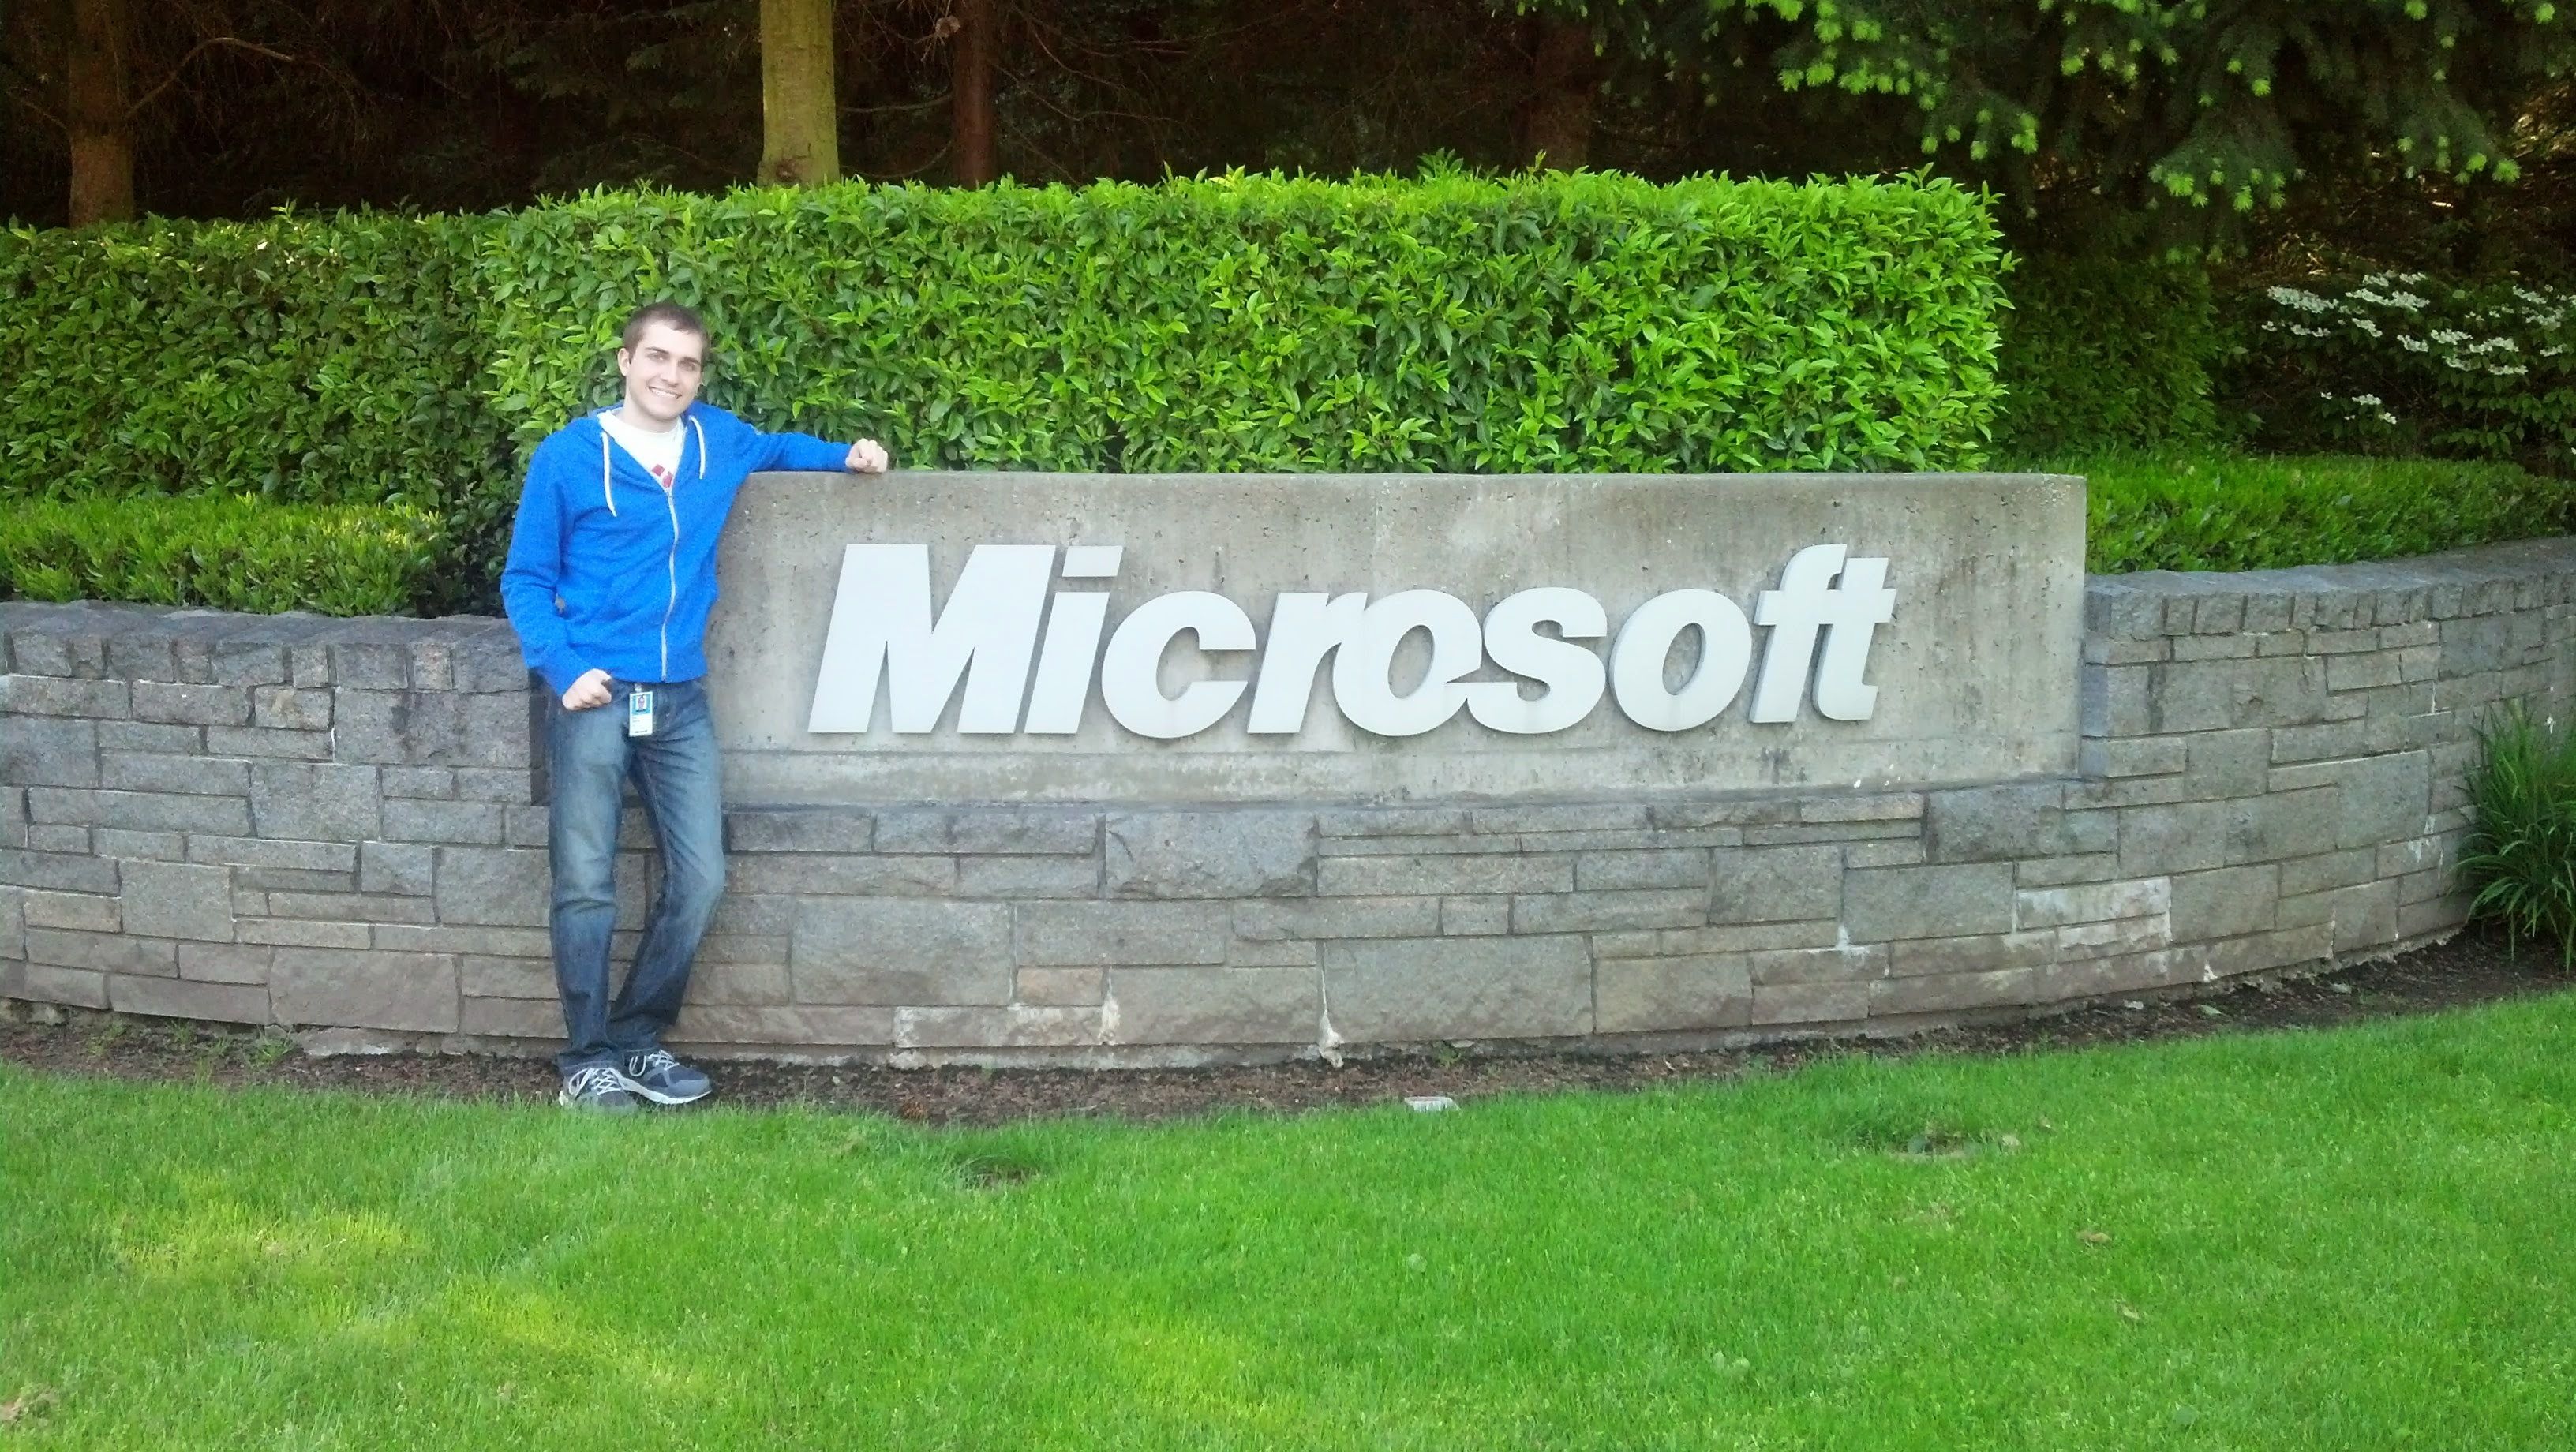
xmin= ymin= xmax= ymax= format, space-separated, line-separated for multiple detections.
xmin=0 ymin=211 xmax=511 ymax=506
xmin=2462 ymin=702 xmax=2576 ymax=968
xmin=2079 ymin=452 xmax=2576 ymax=574
xmin=476 ymin=173 xmax=2009 ymax=479
xmin=0 ymin=211 xmax=511 ymax=612
xmin=2222 ymin=273 xmax=2576 ymax=475
xmin=0 ymin=495 xmax=443 ymax=616
xmin=1993 ymin=257 xmax=2222 ymax=459
xmin=2 ymin=174 xmax=2008 ymax=610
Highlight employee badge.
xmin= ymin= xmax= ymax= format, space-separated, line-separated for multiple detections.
xmin=626 ymin=687 xmax=656 ymax=739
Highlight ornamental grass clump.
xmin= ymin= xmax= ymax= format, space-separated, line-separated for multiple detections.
xmin=2460 ymin=702 xmax=2576 ymax=968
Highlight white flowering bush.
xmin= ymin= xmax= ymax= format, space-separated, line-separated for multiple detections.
xmin=2227 ymin=273 xmax=2574 ymax=472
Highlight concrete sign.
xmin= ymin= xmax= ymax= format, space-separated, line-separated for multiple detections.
xmin=708 ymin=473 xmax=2085 ymax=804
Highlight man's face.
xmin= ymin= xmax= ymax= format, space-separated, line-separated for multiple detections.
xmin=616 ymin=321 xmax=707 ymax=426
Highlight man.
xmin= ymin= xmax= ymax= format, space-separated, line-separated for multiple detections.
xmin=501 ymin=301 xmax=890 ymax=1112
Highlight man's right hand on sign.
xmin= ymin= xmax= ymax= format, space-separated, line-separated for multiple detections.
xmin=563 ymin=668 xmax=613 ymax=711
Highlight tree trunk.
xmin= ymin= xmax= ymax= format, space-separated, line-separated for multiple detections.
xmin=951 ymin=0 xmax=995 ymax=186
xmin=1524 ymin=16 xmax=1596 ymax=171
xmin=758 ymin=0 xmax=839 ymax=185
xmin=68 ymin=0 xmax=134 ymax=226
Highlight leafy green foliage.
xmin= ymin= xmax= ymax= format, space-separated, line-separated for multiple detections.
xmin=2069 ymin=451 xmax=2576 ymax=573
xmin=2461 ymin=702 xmax=2576 ymax=967
xmin=1995 ymin=257 xmax=2222 ymax=457
xmin=2223 ymin=273 xmax=2576 ymax=473
xmin=475 ymin=171 xmax=2009 ymax=477
xmin=1544 ymin=0 xmax=2574 ymax=251
xmin=0 ymin=210 xmax=514 ymax=612
xmin=2 ymin=174 xmax=2006 ymax=612
xmin=0 ymin=211 xmax=509 ymax=504
xmin=0 ymin=494 xmax=443 ymax=616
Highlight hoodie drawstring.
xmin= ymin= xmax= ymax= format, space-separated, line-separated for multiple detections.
xmin=598 ymin=427 xmax=618 ymax=517
xmin=599 ymin=409 xmax=699 ymax=515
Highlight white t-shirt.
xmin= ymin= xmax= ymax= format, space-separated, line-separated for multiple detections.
xmin=599 ymin=408 xmax=685 ymax=490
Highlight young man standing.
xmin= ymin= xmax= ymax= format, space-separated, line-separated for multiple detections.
xmin=501 ymin=301 xmax=890 ymax=1111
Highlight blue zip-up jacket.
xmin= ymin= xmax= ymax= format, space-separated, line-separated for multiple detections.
xmin=501 ymin=402 xmax=848 ymax=698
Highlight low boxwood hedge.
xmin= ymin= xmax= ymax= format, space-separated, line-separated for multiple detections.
xmin=0 ymin=494 xmax=443 ymax=616
xmin=2076 ymin=451 xmax=2576 ymax=574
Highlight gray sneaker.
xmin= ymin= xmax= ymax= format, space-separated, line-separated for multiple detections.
xmin=559 ymin=1064 xmax=640 ymax=1113
xmin=619 ymin=1048 xmax=712 ymax=1106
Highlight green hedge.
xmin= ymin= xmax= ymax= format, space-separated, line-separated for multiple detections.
xmin=0 ymin=211 xmax=511 ymax=612
xmin=0 ymin=495 xmax=443 ymax=616
xmin=2 ymin=173 xmax=2009 ymax=612
xmin=0 ymin=211 xmax=510 ymax=505
xmin=2078 ymin=452 xmax=2576 ymax=574
xmin=477 ymin=174 xmax=2007 ymax=479
xmin=1994 ymin=258 xmax=2222 ymax=459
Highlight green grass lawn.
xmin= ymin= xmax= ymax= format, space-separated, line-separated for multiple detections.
xmin=2014 ymin=451 xmax=2576 ymax=574
xmin=5 ymin=994 xmax=2574 ymax=1450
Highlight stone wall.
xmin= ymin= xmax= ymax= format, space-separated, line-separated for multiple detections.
xmin=4 ymin=536 xmax=2570 ymax=1065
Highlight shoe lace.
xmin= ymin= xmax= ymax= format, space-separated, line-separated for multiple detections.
xmin=631 ymin=1049 xmax=680 ymax=1076
xmin=567 ymin=1065 xmax=623 ymax=1099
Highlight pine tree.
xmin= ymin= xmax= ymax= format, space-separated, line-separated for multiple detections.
xmin=1521 ymin=0 xmax=2574 ymax=249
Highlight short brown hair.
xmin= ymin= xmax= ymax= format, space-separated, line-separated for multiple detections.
xmin=620 ymin=300 xmax=709 ymax=354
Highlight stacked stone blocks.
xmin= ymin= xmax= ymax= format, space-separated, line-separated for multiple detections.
xmin=4 ymin=536 xmax=2570 ymax=1063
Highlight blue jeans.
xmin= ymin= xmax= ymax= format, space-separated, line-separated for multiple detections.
xmin=546 ymin=678 xmax=724 ymax=1076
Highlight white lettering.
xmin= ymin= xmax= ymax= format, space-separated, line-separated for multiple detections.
xmin=1332 ymin=590 xmax=1483 ymax=738
xmin=1024 ymin=547 xmax=1127 ymax=734
xmin=1608 ymin=589 xmax=1754 ymax=732
xmin=1099 ymin=590 xmax=1256 ymax=739
xmin=807 ymin=544 xmax=1052 ymax=733
xmin=1466 ymin=587 xmax=1608 ymax=735
xmin=1812 ymin=555 xmax=1895 ymax=720
xmin=1750 ymin=544 xmax=1895 ymax=723
xmin=1247 ymin=592 xmax=1368 ymax=735
xmin=1024 ymin=592 xmax=1112 ymax=734
xmin=1060 ymin=544 xmax=1124 ymax=578
xmin=803 ymin=542 xmax=1896 ymax=741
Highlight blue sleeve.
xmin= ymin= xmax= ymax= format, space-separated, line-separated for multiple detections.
xmin=749 ymin=425 xmax=852 ymax=473
xmin=498 ymin=444 xmax=591 ymax=699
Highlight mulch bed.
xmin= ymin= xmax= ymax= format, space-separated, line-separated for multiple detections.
xmin=4 ymin=928 xmax=2568 ymax=1127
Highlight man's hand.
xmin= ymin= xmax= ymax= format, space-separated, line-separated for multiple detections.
xmin=562 ymin=668 xmax=612 ymax=711
xmin=845 ymin=438 xmax=890 ymax=474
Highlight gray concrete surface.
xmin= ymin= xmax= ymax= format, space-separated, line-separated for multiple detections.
xmin=707 ymin=472 xmax=2087 ymax=803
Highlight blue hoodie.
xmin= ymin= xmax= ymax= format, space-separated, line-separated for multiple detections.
xmin=501 ymin=402 xmax=849 ymax=698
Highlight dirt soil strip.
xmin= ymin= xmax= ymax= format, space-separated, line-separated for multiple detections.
xmin=4 ymin=931 xmax=2569 ymax=1128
